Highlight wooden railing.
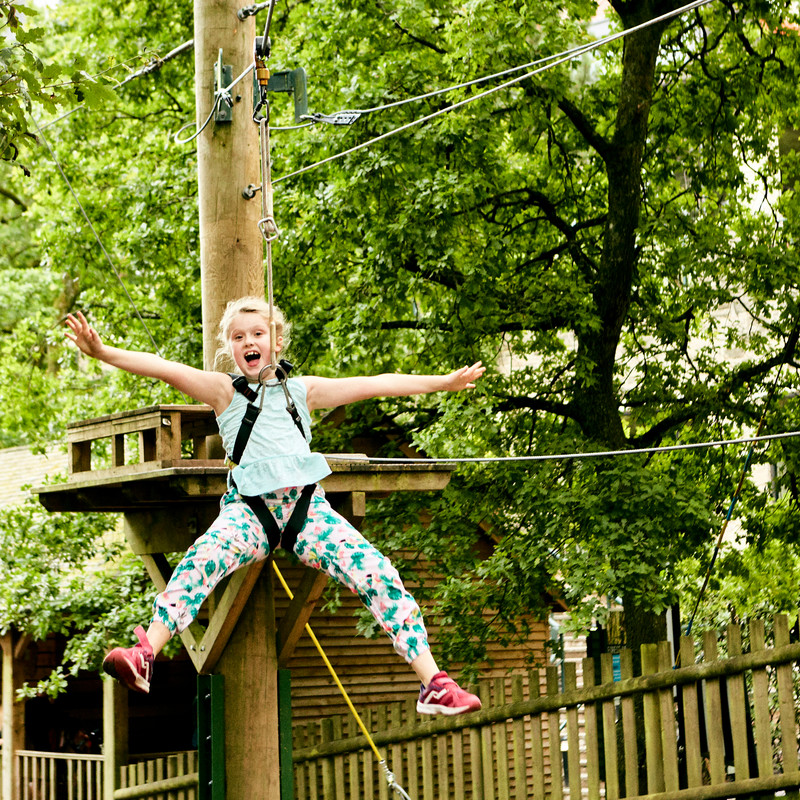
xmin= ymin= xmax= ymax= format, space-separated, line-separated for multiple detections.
xmin=293 ymin=615 xmax=800 ymax=800
xmin=15 ymin=750 xmax=103 ymax=800
xmin=115 ymin=752 xmax=198 ymax=800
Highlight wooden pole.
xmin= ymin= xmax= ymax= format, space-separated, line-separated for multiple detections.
xmin=194 ymin=0 xmax=265 ymax=369
xmin=193 ymin=2 xmax=278 ymax=798
xmin=103 ymin=679 xmax=129 ymax=800
xmin=0 ymin=634 xmax=25 ymax=800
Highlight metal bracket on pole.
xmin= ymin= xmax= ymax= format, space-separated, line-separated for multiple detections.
xmin=214 ymin=49 xmax=234 ymax=123
xmin=253 ymin=67 xmax=308 ymax=123
xmin=198 ymin=674 xmax=226 ymax=800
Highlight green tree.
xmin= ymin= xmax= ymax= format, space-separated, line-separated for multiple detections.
xmin=268 ymin=0 xmax=800 ymax=657
xmin=3 ymin=0 xmax=800 ymax=690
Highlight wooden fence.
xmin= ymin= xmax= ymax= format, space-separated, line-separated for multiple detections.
xmin=114 ymin=753 xmax=198 ymax=800
xmin=293 ymin=616 xmax=800 ymax=799
xmin=15 ymin=750 xmax=103 ymax=800
xmin=10 ymin=615 xmax=800 ymax=799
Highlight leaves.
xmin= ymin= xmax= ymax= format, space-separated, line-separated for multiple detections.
xmin=2 ymin=0 xmax=800 ymax=688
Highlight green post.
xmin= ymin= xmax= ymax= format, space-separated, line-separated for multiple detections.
xmin=278 ymin=669 xmax=294 ymax=800
xmin=198 ymin=674 xmax=226 ymax=800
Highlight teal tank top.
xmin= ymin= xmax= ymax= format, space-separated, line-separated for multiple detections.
xmin=216 ymin=376 xmax=331 ymax=495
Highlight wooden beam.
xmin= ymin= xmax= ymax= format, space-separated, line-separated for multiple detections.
xmin=196 ymin=561 xmax=267 ymax=674
xmin=276 ymin=569 xmax=329 ymax=668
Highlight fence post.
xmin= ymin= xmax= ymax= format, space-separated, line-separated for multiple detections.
xmin=775 ymin=614 xmax=800 ymax=799
xmin=102 ymin=679 xmax=128 ymax=800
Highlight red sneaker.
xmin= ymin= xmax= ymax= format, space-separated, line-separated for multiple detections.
xmin=102 ymin=626 xmax=154 ymax=694
xmin=417 ymin=671 xmax=482 ymax=716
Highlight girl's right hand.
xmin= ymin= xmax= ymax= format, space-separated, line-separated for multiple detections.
xmin=64 ymin=311 xmax=106 ymax=360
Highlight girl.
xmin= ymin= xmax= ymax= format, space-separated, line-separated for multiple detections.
xmin=64 ymin=297 xmax=485 ymax=716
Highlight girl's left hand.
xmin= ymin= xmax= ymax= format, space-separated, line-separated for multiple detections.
xmin=443 ymin=361 xmax=485 ymax=391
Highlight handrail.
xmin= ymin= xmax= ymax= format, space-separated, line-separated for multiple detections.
xmin=16 ymin=749 xmax=103 ymax=762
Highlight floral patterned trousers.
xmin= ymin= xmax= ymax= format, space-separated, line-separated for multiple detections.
xmin=153 ymin=485 xmax=430 ymax=664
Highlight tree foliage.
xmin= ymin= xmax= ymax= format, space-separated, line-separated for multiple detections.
xmin=2 ymin=0 xmax=800 ymax=691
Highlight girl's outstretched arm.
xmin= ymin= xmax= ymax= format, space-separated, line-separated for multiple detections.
xmin=64 ymin=312 xmax=233 ymax=414
xmin=303 ymin=362 xmax=485 ymax=411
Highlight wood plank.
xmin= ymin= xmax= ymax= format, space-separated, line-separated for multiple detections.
xmin=564 ymin=663 xmax=581 ymax=800
xmin=600 ymin=653 xmax=620 ymax=800
xmin=657 ymin=641 xmax=679 ymax=792
xmin=71 ymin=440 xmax=91 ymax=473
xmin=511 ymin=676 xmax=528 ymax=800
xmin=321 ymin=719 xmax=335 ymax=798
xmin=641 ymin=643 xmax=665 ymax=794
xmin=389 ymin=703 xmax=404 ymax=792
xmin=376 ymin=706 xmax=389 ymax=800
xmin=774 ymin=615 xmax=799 ymax=776
xmin=480 ymin=680 xmax=495 ymax=800
xmin=528 ymin=670 xmax=545 ymax=800
xmin=620 ymin=648 xmax=640 ymax=797
xmin=196 ymin=561 xmax=267 ymax=674
xmin=405 ymin=698 xmax=420 ymax=800
xmin=679 ymin=635 xmax=703 ymax=789
xmin=703 ymin=631 xmax=725 ymax=785
xmin=452 ymin=729 xmax=464 ymax=799
xmin=347 ymin=716 xmax=360 ymax=800
xmin=470 ymin=716 xmax=483 ymax=800
xmin=437 ymin=734 xmax=449 ymax=799
xmin=422 ymin=728 xmax=434 ymax=800
xmin=725 ymin=623 xmax=750 ymax=782
xmin=749 ymin=618 xmax=772 ymax=780
xmin=494 ymin=678 xmax=510 ymax=800
xmin=546 ymin=666 xmax=563 ymax=800
xmin=582 ymin=656 xmax=600 ymax=800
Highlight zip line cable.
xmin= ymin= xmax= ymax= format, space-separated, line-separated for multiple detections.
xmin=32 ymin=118 xmax=164 ymax=358
xmin=273 ymin=0 xmax=716 ymax=185
xmin=323 ymin=428 xmax=800 ymax=465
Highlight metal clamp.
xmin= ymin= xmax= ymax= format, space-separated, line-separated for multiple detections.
xmin=301 ymin=110 xmax=361 ymax=126
xmin=258 ymin=216 xmax=280 ymax=242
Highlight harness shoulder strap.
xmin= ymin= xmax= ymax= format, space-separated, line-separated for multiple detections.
xmin=229 ymin=373 xmax=259 ymax=402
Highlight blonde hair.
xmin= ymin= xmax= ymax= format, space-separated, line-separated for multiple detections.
xmin=213 ymin=296 xmax=291 ymax=372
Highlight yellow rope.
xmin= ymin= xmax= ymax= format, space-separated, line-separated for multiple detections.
xmin=271 ymin=560 xmax=385 ymax=762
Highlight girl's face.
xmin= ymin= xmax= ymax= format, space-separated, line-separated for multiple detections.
xmin=228 ymin=312 xmax=282 ymax=379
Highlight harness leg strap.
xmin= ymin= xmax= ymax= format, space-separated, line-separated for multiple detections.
xmin=242 ymin=483 xmax=317 ymax=553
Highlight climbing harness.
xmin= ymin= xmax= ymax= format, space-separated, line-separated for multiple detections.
xmin=226 ymin=365 xmax=314 ymax=553
xmin=272 ymin=561 xmax=412 ymax=799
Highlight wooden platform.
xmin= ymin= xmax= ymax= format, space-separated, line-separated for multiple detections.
xmin=35 ymin=403 xmax=454 ymax=533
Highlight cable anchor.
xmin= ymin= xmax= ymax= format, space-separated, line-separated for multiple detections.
xmin=237 ymin=0 xmax=276 ymax=20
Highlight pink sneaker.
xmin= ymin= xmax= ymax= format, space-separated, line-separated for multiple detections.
xmin=417 ymin=671 xmax=482 ymax=716
xmin=102 ymin=626 xmax=154 ymax=694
